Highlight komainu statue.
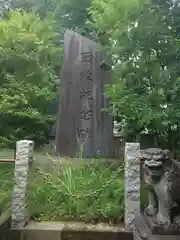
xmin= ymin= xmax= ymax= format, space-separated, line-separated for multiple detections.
xmin=140 ymin=148 xmax=180 ymax=227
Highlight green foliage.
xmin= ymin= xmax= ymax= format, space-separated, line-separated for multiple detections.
xmin=90 ymin=0 xmax=180 ymax=151
xmin=0 ymin=10 xmax=61 ymax=148
xmin=52 ymin=0 xmax=92 ymax=35
xmin=0 ymin=163 xmax=14 ymax=212
xmin=12 ymin=0 xmax=93 ymax=38
xmin=28 ymin=159 xmax=124 ymax=223
xmin=0 ymin=148 xmax=148 ymax=222
xmin=7 ymin=0 xmax=180 ymax=152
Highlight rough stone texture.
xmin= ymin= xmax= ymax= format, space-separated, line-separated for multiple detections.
xmin=0 ymin=0 xmax=11 ymax=11
xmin=135 ymin=214 xmax=180 ymax=240
xmin=124 ymin=142 xmax=140 ymax=231
xmin=11 ymin=140 xmax=34 ymax=229
xmin=55 ymin=30 xmax=113 ymax=158
xmin=11 ymin=221 xmax=133 ymax=240
xmin=133 ymin=230 xmax=141 ymax=240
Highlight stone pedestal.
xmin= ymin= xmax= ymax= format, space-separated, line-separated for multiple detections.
xmin=145 ymin=214 xmax=180 ymax=235
xmin=135 ymin=215 xmax=180 ymax=240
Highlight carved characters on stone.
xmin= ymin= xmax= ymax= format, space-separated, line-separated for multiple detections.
xmin=79 ymin=88 xmax=93 ymax=100
xmin=80 ymin=70 xmax=93 ymax=81
xmin=140 ymin=148 xmax=180 ymax=227
xmin=78 ymin=128 xmax=92 ymax=139
xmin=81 ymin=52 xmax=93 ymax=64
xmin=78 ymin=51 xmax=93 ymax=139
xmin=80 ymin=105 xmax=92 ymax=120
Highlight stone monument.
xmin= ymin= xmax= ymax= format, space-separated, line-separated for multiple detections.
xmin=55 ymin=30 xmax=113 ymax=158
xmin=135 ymin=148 xmax=180 ymax=240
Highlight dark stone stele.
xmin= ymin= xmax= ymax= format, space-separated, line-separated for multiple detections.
xmin=55 ymin=30 xmax=113 ymax=158
xmin=135 ymin=148 xmax=180 ymax=240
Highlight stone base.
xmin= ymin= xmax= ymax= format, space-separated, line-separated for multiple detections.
xmin=10 ymin=221 xmax=133 ymax=240
xmin=135 ymin=215 xmax=180 ymax=240
xmin=145 ymin=214 xmax=180 ymax=235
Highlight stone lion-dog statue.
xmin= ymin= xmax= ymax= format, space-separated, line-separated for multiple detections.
xmin=140 ymin=148 xmax=180 ymax=227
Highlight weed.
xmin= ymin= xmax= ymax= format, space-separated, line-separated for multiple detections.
xmin=0 ymin=164 xmax=14 ymax=211
xmin=28 ymin=158 xmax=125 ymax=223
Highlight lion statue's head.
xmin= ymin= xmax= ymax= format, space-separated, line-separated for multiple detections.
xmin=140 ymin=148 xmax=170 ymax=183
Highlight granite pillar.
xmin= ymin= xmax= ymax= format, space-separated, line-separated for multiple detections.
xmin=124 ymin=142 xmax=140 ymax=232
xmin=11 ymin=140 xmax=34 ymax=228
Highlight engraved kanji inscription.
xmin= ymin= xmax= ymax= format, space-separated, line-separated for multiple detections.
xmin=81 ymin=52 xmax=93 ymax=64
xmin=80 ymin=69 xmax=92 ymax=81
xmin=80 ymin=105 xmax=92 ymax=120
xmin=79 ymin=88 xmax=93 ymax=100
xmin=78 ymin=128 xmax=92 ymax=138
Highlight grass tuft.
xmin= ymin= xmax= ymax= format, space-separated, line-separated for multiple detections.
xmin=28 ymin=158 xmax=125 ymax=224
xmin=0 ymin=164 xmax=14 ymax=212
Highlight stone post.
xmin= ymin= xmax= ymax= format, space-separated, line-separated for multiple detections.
xmin=124 ymin=142 xmax=140 ymax=231
xmin=11 ymin=140 xmax=34 ymax=228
